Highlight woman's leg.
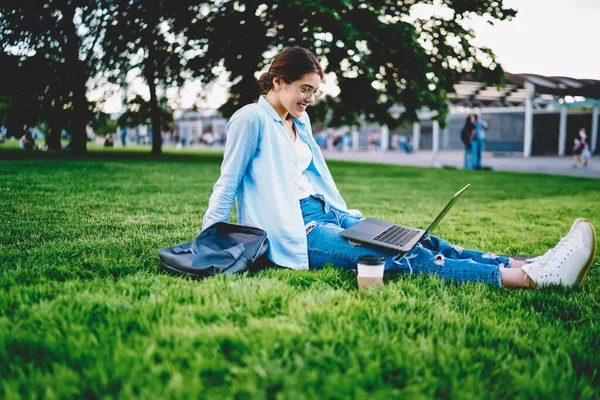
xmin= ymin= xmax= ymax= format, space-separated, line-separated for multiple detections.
xmin=421 ymin=234 xmax=511 ymax=266
xmin=464 ymin=145 xmax=472 ymax=169
xmin=421 ymin=234 xmax=530 ymax=273
xmin=306 ymin=222 xmax=506 ymax=286
xmin=500 ymin=267 xmax=534 ymax=288
xmin=474 ymin=138 xmax=483 ymax=169
xmin=303 ymin=198 xmax=548 ymax=288
xmin=471 ymin=140 xmax=479 ymax=169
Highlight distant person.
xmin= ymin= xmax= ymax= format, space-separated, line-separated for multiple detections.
xmin=368 ymin=131 xmax=380 ymax=152
xmin=460 ymin=115 xmax=475 ymax=169
xmin=341 ymin=129 xmax=351 ymax=152
xmin=327 ymin=129 xmax=341 ymax=151
xmin=399 ymin=134 xmax=413 ymax=154
xmin=120 ymin=126 xmax=127 ymax=147
xmin=201 ymin=45 xmax=597 ymax=290
xmin=104 ymin=133 xmax=115 ymax=147
xmin=472 ymin=114 xmax=488 ymax=169
xmin=314 ymin=130 xmax=327 ymax=149
xmin=333 ymin=133 xmax=343 ymax=151
xmin=20 ymin=129 xmax=39 ymax=151
xmin=202 ymin=132 xmax=214 ymax=147
xmin=573 ymin=127 xmax=591 ymax=168
xmin=390 ymin=133 xmax=400 ymax=151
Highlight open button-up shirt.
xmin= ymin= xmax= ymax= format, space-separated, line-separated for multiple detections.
xmin=202 ymin=96 xmax=361 ymax=269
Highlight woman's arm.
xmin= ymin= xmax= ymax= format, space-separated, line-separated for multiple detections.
xmin=202 ymin=108 xmax=261 ymax=230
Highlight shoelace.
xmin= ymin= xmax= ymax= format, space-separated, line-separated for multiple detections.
xmin=527 ymin=236 xmax=568 ymax=264
xmin=525 ymin=236 xmax=578 ymax=284
xmin=523 ymin=259 xmax=557 ymax=284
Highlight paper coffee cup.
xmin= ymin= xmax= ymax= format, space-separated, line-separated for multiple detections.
xmin=357 ymin=255 xmax=385 ymax=288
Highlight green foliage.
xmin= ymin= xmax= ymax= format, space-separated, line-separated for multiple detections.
xmin=116 ymin=95 xmax=174 ymax=132
xmin=101 ymin=0 xmax=202 ymax=154
xmin=90 ymin=112 xmax=118 ymax=137
xmin=0 ymin=1 xmax=120 ymax=153
xmin=1 ymin=0 xmax=518 ymax=153
xmin=0 ymin=51 xmax=72 ymax=136
xmin=0 ymin=147 xmax=599 ymax=398
xmin=188 ymin=1 xmax=517 ymax=128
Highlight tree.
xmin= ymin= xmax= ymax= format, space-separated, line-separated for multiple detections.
xmin=102 ymin=0 xmax=200 ymax=155
xmin=90 ymin=111 xmax=118 ymax=138
xmin=116 ymin=95 xmax=174 ymax=139
xmin=0 ymin=49 xmax=76 ymax=139
xmin=187 ymin=1 xmax=516 ymax=128
xmin=0 ymin=1 xmax=119 ymax=154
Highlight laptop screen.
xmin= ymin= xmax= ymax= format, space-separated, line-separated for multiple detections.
xmin=423 ymin=184 xmax=470 ymax=235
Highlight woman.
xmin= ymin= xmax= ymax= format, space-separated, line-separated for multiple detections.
xmin=202 ymin=46 xmax=596 ymax=289
xmin=460 ymin=116 xmax=474 ymax=169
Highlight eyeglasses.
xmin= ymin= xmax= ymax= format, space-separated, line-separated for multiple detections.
xmin=286 ymin=80 xmax=324 ymax=101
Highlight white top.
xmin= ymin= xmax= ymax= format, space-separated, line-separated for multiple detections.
xmin=294 ymin=135 xmax=316 ymax=199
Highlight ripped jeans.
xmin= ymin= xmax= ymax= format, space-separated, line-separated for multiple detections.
xmin=301 ymin=195 xmax=509 ymax=286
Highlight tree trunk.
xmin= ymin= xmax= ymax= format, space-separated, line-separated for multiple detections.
xmin=62 ymin=5 xmax=88 ymax=155
xmin=145 ymin=51 xmax=162 ymax=156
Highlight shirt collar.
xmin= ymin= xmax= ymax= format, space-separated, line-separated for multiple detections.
xmin=258 ymin=96 xmax=283 ymax=123
xmin=257 ymin=96 xmax=306 ymax=126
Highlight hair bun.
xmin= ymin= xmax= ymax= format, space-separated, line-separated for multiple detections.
xmin=257 ymin=71 xmax=272 ymax=93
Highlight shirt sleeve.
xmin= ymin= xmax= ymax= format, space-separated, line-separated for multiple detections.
xmin=202 ymin=107 xmax=261 ymax=230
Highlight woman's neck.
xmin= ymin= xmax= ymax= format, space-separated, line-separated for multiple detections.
xmin=265 ymin=92 xmax=289 ymax=121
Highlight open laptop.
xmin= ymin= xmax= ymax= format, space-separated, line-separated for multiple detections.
xmin=339 ymin=184 xmax=470 ymax=252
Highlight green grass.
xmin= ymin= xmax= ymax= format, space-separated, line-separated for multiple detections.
xmin=1 ymin=144 xmax=599 ymax=399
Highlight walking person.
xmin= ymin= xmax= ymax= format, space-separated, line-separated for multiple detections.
xmin=460 ymin=116 xmax=475 ymax=169
xmin=201 ymin=46 xmax=596 ymax=289
xmin=573 ymin=127 xmax=591 ymax=168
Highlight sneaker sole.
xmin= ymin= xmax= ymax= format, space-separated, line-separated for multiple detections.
xmin=574 ymin=222 xmax=596 ymax=287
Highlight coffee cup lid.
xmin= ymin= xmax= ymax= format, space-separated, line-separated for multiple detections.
xmin=357 ymin=255 xmax=385 ymax=265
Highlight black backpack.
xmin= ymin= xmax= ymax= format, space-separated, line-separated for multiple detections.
xmin=460 ymin=125 xmax=472 ymax=145
xmin=158 ymin=222 xmax=269 ymax=278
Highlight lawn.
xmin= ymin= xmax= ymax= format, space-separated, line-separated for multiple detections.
xmin=1 ymin=144 xmax=599 ymax=399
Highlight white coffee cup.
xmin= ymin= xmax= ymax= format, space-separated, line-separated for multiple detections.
xmin=357 ymin=255 xmax=385 ymax=289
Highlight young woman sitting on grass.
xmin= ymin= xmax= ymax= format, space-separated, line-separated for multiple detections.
xmin=202 ymin=46 xmax=596 ymax=289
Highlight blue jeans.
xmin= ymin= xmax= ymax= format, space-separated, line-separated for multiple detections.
xmin=464 ymin=143 xmax=472 ymax=169
xmin=471 ymin=138 xmax=485 ymax=169
xmin=300 ymin=195 xmax=508 ymax=286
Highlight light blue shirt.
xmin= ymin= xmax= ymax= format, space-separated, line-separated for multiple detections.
xmin=474 ymin=120 xmax=487 ymax=140
xmin=202 ymin=96 xmax=361 ymax=269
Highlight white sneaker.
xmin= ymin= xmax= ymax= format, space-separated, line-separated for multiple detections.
xmin=522 ymin=221 xmax=596 ymax=287
xmin=526 ymin=218 xmax=588 ymax=264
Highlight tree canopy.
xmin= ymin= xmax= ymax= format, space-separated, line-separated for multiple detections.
xmin=0 ymin=0 xmax=517 ymax=154
xmin=0 ymin=0 xmax=119 ymax=154
xmin=101 ymin=0 xmax=201 ymax=154
xmin=189 ymin=1 xmax=516 ymax=128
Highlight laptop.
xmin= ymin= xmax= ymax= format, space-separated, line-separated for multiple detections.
xmin=339 ymin=184 xmax=470 ymax=252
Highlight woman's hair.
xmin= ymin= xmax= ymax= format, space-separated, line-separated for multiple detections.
xmin=464 ymin=116 xmax=473 ymax=126
xmin=257 ymin=46 xmax=324 ymax=94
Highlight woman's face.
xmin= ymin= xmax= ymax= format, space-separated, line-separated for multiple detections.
xmin=278 ymin=72 xmax=322 ymax=119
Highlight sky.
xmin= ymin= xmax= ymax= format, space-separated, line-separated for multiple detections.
xmin=465 ymin=0 xmax=600 ymax=79
xmin=101 ymin=0 xmax=600 ymax=113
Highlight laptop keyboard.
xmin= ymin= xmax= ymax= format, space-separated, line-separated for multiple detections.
xmin=373 ymin=225 xmax=419 ymax=247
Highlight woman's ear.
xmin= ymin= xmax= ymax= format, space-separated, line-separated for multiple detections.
xmin=272 ymin=76 xmax=282 ymax=91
